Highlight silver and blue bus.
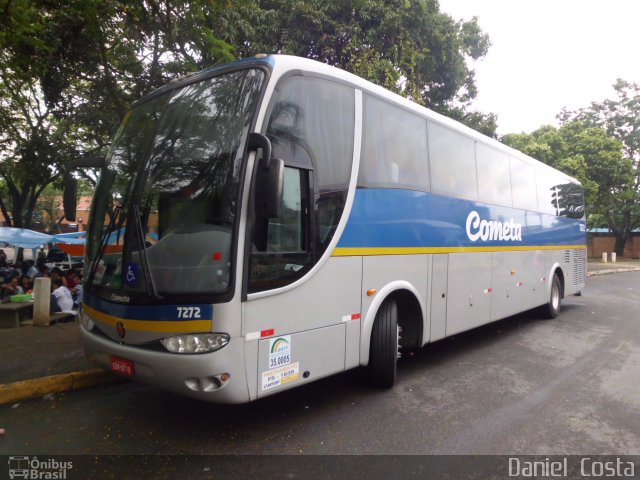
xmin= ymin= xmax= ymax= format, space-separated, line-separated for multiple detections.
xmin=80 ymin=54 xmax=586 ymax=403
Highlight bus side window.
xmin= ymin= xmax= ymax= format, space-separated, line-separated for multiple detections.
xmin=359 ymin=94 xmax=429 ymax=191
xmin=428 ymin=121 xmax=477 ymax=201
xmin=476 ymin=143 xmax=512 ymax=207
xmin=510 ymin=157 xmax=538 ymax=211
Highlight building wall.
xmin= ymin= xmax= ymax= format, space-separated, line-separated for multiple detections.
xmin=587 ymin=234 xmax=640 ymax=259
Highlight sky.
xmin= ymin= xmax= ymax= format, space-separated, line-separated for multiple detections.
xmin=437 ymin=0 xmax=640 ymax=135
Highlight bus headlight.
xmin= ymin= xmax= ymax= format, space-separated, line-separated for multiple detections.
xmin=161 ymin=333 xmax=229 ymax=354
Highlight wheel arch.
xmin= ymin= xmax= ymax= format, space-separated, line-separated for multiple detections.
xmin=360 ymin=281 xmax=424 ymax=366
xmin=548 ymin=263 xmax=566 ymax=299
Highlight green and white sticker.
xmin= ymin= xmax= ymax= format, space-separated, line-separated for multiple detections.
xmin=269 ymin=335 xmax=291 ymax=368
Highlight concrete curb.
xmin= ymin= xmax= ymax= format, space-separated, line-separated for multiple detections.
xmin=0 ymin=369 xmax=122 ymax=405
xmin=587 ymin=267 xmax=640 ymax=277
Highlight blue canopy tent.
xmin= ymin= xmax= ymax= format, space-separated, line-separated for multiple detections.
xmin=50 ymin=231 xmax=86 ymax=245
xmin=0 ymin=228 xmax=85 ymax=266
xmin=0 ymin=227 xmax=53 ymax=249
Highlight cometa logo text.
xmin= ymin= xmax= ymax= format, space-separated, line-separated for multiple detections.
xmin=466 ymin=210 xmax=522 ymax=242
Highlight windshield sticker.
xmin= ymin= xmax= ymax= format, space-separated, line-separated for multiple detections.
xmin=262 ymin=362 xmax=299 ymax=391
xmin=269 ymin=335 xmax=291 ymax=368
xmin=125 ymin=263 xmax=139 ymax=286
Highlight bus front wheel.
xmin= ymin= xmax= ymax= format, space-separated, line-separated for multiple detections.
xmin=542 ymin=273 xmax=562 ymax=319
xmin=367 ymin=299 xmax=399 ymax=388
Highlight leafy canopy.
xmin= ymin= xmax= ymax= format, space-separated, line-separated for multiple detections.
xmin=0 ymin=0 xmax=496 ymax=229
xmin=558 ymin=80 xmax=640 ymax=252
xmin=502 ymin=121 xmax=636 ymax=252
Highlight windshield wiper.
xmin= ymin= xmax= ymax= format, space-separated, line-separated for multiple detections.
xmin=87 ymin=204 xmax=125 ymax=287
xmin=132 ymin=203 xmax=162 ymax=299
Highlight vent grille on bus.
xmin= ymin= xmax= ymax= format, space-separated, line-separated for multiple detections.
xmin=572 ymin=250 xmax=586 ymax=286
xmin=564 ymin=250 xmax=571 ymax=264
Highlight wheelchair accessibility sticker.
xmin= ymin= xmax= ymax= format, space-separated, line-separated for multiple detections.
xmin=125 ymin=263 xmax=139 ymax=286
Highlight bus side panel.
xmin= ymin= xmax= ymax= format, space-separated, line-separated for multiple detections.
xmin=570 ymin=248 xmax=587 ymax=294
xmin=256 ymin=323 xmax=346 ymax=398
xmin=446 ymin=252 xmax=492 ymax=336
xmin=560 ymin=248 xmax=587 ymax=297
xmin=546 ymin=248 xmax=570 ymax=296
xmin=243 ymin=256 xmax=361 ymax=400
xmin=361 ymin=254 xmax=428 ymax=350
xmin=491 ymin=250 xmax=546 ymax=321
xmin=429 ymin=254 xmax=448 ymax=343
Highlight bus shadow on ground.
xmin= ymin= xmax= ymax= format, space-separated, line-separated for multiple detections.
xmin=126 ymin=304 xmax=582 ymax=429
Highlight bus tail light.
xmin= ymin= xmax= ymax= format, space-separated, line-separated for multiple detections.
xmin=161 ymin=333 xmax=229 ymax=354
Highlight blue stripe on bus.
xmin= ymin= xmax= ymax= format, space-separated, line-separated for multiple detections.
xmin=84 ymin=292 xmax=213 ymax=321
xmin=337 ymin=189 xmax=586 ymax=249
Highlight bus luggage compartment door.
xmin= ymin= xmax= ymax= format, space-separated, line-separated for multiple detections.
xmin=256 ymin=323 xmax=346 ymax=398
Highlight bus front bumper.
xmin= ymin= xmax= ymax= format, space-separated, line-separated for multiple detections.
xmin=81 ymin=326 xmax=251 ymax=404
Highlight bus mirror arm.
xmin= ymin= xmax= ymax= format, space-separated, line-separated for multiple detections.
xmin=255 ymin=158 xmax=284 ymax=219
xmin=248 ymin=133 xmax=284 ymax=218
xmin=63 ymin=173 xmax=77 ymax=221
xmin=247 ymin=132 xmax=272 ymax=168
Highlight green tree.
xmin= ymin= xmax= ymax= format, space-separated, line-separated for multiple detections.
xmin=1 ymin=0 xmax=497 ymax=228
xmin=502 ymin=122 xmax=636 ymax=254
xmin=244 ymin=0 xmax=497 ymax=135
xmin=0 ymin=0 xmax=249 ymax=227
xmin=559 ymin=80 xmax=640 ymax=254
xmin=32 ymin=185 xmax=63 ymax=233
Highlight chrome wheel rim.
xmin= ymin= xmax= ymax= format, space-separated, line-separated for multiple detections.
xmin=551 ymin=282 xmax=560 ymax=310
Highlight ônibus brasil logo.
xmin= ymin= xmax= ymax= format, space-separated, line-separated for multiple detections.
xmin=8 ymin=456 xmax=73 ymax=479
xmin=466 ymin=210 xmax=523 ymax=242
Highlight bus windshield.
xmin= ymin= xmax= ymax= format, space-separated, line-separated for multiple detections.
xmin=86 ymin=67 xmax=265 ymax=302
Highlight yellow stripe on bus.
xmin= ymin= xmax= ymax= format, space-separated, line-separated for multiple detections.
xmin=83 ymin=304 xmax=212 ymax=333
xmin=332 ymin=245 xmax=587 ymax=257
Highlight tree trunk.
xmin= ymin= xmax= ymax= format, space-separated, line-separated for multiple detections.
xmin=0 ymin=196 xmax=12 ymax=226
xmin=614 ymin=232 xmax=629 ymax=257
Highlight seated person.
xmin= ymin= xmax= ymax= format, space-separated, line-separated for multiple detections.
xmin=20 ymin=274 xmax=33 ymax=294
xmin=1 ymin=276 xmax=24 ymax=300
xmin=25 ymin=260 xmax=37 ymax=279
xmin=6 ymin=262 xmax=22 ymax=282
xmin=65 ymin=270 xmax=79 ymax=290
xmin=50 ymin=267 xmax=68 ymax=287
xmin=50 ymin=277 xmax=74 ymax=313
xmin=33 ymin=263 xmax=50 ymax=279
xmin=71 ymin=273 xmax=83 ymax=308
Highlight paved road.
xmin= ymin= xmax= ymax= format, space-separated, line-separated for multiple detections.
xmin=2 ymin=272 xmax=639 ymax=458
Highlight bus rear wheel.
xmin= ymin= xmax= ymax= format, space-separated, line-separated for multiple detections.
xmin=367 ymin=299 xmax=399 ymax=388
xmin=542 ymin=273 xmax=562 ymax=319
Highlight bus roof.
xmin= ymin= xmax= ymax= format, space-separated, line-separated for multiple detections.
xmin=267 ymin=55 xmax=581 ymax=186
xmin=135 ymin=53 xmax=580 ymax=186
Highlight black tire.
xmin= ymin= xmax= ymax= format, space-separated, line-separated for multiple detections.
xmin=542 ymin=273 xmax=562 ymax=319
xmin=367 ymin=299 xmax=399 ymax=388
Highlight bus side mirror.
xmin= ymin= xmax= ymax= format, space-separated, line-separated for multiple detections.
xmin=63 ymin=173 xmax=77 ymax=221
xmin=255 ymin=158 xmax=284 ymax=219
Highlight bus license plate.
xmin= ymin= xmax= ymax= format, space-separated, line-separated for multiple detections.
xmin=111 ymin=356 xmax=135 ymax=377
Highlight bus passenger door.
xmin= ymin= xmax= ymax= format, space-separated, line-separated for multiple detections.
xmin=244 ymin=164 xmax=361 ymax=400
